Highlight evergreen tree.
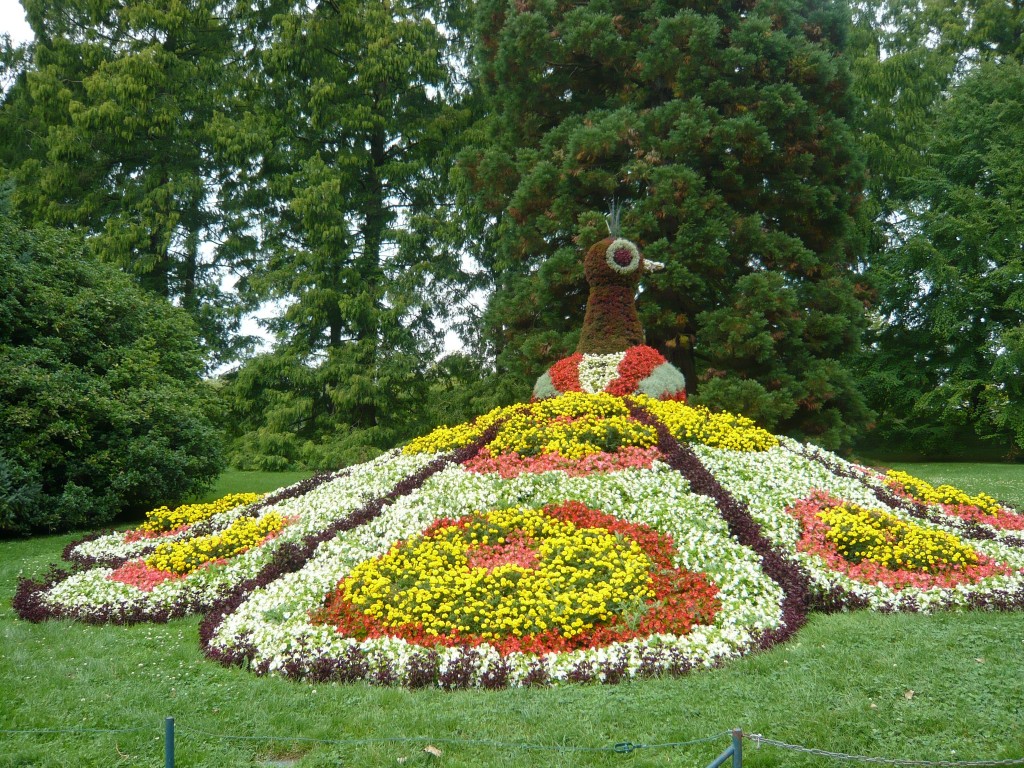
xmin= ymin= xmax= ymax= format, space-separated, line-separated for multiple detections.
xmin=217 ymin=0 xmax=474 ymax=468
xmin=3 ymin=0 xmax=249 ymax=364
xmin=459 ymin=0 xmax=871 ymax=450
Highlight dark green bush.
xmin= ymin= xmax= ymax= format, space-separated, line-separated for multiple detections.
xmin=0 ymin=210 xmax=225 ymax=535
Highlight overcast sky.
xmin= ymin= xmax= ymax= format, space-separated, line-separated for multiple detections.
xmin=1 ymin=0 xmax=32 ymax=44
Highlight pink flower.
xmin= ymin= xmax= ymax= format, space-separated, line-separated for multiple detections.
xmin=107 ymin=560 xmax=185 ymax=591
xmin=463 ymin=446 xmax=663 ymax=478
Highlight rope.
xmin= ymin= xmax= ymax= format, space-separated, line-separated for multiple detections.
xmin=0 ymin=727 xmax=151 ymax=735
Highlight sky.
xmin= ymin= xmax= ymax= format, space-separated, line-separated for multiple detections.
xmin=1 ymin=0 xmax=32 ymax=44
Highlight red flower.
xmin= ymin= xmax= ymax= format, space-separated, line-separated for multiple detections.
xmin=786 ymin=492 xmax=1017 ymax=591
xmin=311 ymin=501 xmax=721 ymax=656
xmin=107 ymin=560 xmax=186 ymax=591
xmin=549 ymin=354 xmax=583 ymax=392
xmin=606 ymin=346 xmax=666 ymax=396
xmin=462 ymin=446 xmax=663 ymax=478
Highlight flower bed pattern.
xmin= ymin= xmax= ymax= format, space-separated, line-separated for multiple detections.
xmin=884 ymin=470 xmax=1024 ymax=531
xmin=313 ymin=502 xmax=720 ymax=656
xmin=15 ymin=392 xmax=1024 ymax=686
xmin=533 ymin=345 xmax=687 ymax=401
xmin=789 ymin=493 xmax=1014 ymax=592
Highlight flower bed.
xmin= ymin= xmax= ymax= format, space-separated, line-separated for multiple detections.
xmin=17 ymin=451 xmax=437 ymax=623
xmin=65 ymin=493 xmax=265 ymax=567
xmin=404 ymin=392 xmax=777 ymax=458
xmin=204 ymin=463 xmax=785 ymax=686
xmin=884 ymin=470 xmax=1024 ymax=531
xmin=533 ymin=345 xmax=687 ymax=401
xmin=312 ymin=502 xmax=721 ymax=656
xmin=16 ymin=391 xmax=1024 ymax=685
xmin=790 ymin=493 xmax=1013 ymax=589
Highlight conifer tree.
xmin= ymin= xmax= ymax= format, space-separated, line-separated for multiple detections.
xmin=3 ymin=0 xmax=247 ymax=364
xmin=217 ymin=0 xmax=473 ymax=467
xmin=460 ymin=0 xmax=871 ymax=449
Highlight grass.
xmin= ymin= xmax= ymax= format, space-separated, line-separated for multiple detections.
xmin=189 ymin=470 xmax=316 ymax=504
xmin=2 ymin=467 xmax=1024 ymax=767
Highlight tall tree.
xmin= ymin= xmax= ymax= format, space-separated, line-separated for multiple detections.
xmin=3 ymin=0 xmax=249 ymax=364
xmin=858 ymin=60 xmax=1024 ymax=457
xmin=459 ymin=0 xmax=871 ymax=450
xmin=217 ymin=0 xmax=474 ymax=468
xmin=848 ymin=0 xmax=1024 ymax=457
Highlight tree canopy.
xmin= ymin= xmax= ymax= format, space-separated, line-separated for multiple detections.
xmin=857 ymin=60 xmax=1024 ymax=457
xmin=457 ymin=0 xmax=872 ymax=450
xmin=210 ymin=0 xmax=476 ymax=468
xmin=3 ymin=0 xmax=1023 ymax=471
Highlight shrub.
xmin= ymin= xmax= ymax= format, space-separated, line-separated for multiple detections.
xmin=0 ymin=209 xmax=225 ymax=535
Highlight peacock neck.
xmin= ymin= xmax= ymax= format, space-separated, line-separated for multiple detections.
xmin=575 ymin=284 xmax=645 ymax=355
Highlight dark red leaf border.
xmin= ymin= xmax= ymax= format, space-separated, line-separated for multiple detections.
xmin=627 ymin=402 xmax=811 ymax=643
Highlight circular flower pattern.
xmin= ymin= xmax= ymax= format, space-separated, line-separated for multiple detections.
xmin=313 ymin=502 xmax=721 ymax=656
xmin=605 ymin=238 xmax=641 ymax=274
xmin=789 ymin=493 xmax=1015 ymax=591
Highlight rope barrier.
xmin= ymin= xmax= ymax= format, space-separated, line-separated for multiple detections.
xmin=0 ymin=726 xmax=151 ymax=735
xmin=4 ymin=722 xmax=1024 ymax=767
xmin=175 ymin=724 xmax=733 ymax=754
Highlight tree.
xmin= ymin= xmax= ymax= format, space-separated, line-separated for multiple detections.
xmin=845 ymin=0 xmax=1024 ymax=458
xmin=857 ymin=60 xmax=1024 ymax=458
xmin=216 ymin=0 xmax=474 ymax=467
xmin=0 ymin=195 xmax=224 ymax=535
xmin=2 ymin=0 xmax=250 ymax=365
xmin=458 ymin=0 xmax=871 ymax=450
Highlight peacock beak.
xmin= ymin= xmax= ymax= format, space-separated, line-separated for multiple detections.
xmin=643 ymin=259 xmax=665 ymax=273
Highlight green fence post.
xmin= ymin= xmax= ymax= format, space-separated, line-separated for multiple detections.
xmin=165 ymin=717 xmax=175 ymax=768
xmin=706 ymin=729 xmax=742 ymax=768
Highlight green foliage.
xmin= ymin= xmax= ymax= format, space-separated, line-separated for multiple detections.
xmin=858 ymin=60 xmax=1024 ymax=458
xmin=2 ymin=0 xmax=252 ymax=365
xmin=0 ymin=206 xmax=224 ymax=535
xmin=459 ymin=0 xmax=872 ymax=451
xmin=213 ymin=0 xmax=477 ymax=469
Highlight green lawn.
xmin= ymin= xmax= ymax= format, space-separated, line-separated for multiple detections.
xmin=189 ymin=470 xmax=316 ymax=503
xmin=2 ymin=467 xmax=1023 ymax=767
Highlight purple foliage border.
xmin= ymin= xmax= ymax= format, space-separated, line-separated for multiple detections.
xmin=628 ymin=402 xmax=812 ymax=643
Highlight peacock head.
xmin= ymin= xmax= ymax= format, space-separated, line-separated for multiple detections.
xmin=583 ymin=236 xmax=664 ymax=289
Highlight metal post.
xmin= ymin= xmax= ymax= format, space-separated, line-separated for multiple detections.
xmin=164 ymin=717 xmax=175 ymax=768
xmin=706 ymin=729 xmax=743 ymax=768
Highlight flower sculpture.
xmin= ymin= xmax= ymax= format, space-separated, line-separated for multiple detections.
xmin=533 ymin=235 xmax=687 ymax=401
xmin=14 ymin=221 xmax=1024 ymax=688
